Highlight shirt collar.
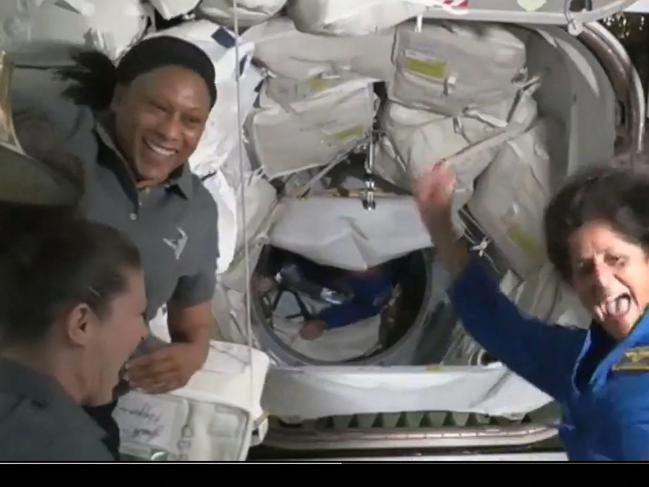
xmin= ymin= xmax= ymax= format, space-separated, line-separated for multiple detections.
xmin=165 ymin=162 xmax=194 ymax=199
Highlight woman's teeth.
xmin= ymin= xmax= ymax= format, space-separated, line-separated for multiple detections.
xmin=145 ymin=140 xmax=175 ymax=157
xmin=604 ymin=295 xmax=631 ymax=318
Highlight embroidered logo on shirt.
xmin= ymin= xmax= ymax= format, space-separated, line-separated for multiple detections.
xmin=163 ymin=227 xmax=188 ymax=260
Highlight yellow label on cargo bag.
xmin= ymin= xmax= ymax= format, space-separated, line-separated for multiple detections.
xmin=307 ymin=78 xmax=337 ymax=93
xmin=403 ymin=49 xmax=447 ymax=80
xmin=333 ymin=125 xmax=365 ymax=143
xmin=507 ymin=225 xmax=544 ymax=260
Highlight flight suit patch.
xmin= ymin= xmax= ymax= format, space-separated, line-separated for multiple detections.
xmin=613 ymin=347 xmax=649 ymax=373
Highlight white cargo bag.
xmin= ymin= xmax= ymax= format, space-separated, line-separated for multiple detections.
xmin=245 ymin=17 xmax=395 ymax=84
xmin=189 ymin=63 xmax=263 ymax=176
xmin=115 ymin=341 xmax=270 ymax=461
xmin=247 ymin=80 xmax=377 ymax=178
xmin=214 ymin=169 xmax=278 ymax=291
xmin=381 ymin=89 xmax=538 ymax=214
xmin=389 ymin=21 xmax=528 ymax=115
xmin=468 ymin=118 xmax=561 ymax=279
xmin=286 ymin=0 xmax=463 ymax=36
xmin=500 ymin=264 xmax=591 ymax=329
xmin=0 ymin=0 xmax=150 ymax=65
xmin=150 ymin=0 xmax=200 ymax=19
xmin=269 ymin=195 xmax=432 ymax=271
xmin=197 ymin=0 xmax=288 ymax=27
xmin=195 ymin=135 xmax=278 ymax=276
xmin=200 ymin=170 xmax=238 ymax=274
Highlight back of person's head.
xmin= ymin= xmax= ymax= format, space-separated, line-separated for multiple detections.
xmin=544 ymin=154 xmax=649 ymax=282
xmin=0 ymin=218 xmax=142 ymax=348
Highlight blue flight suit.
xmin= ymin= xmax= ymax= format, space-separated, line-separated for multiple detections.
xmin=450 ymin=258 xmax=649 ymax=461
xmin=316 ymin=272 xmax=394 ymax=329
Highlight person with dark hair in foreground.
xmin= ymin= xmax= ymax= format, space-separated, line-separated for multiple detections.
xmin=415 ymin=159 xmax=649 ymax=460
xmin=0 ymin=219 xmax=148 ymax=461
xmin=0 ymin=132 xmax=145 ymax=461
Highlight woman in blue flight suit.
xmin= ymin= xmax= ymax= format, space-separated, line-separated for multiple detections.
xmin=415 ymin=160 xmax=649 ymax=461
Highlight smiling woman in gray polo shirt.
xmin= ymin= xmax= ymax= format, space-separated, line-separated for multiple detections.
xmin=14 ymin=36 xmax=221 ymax=458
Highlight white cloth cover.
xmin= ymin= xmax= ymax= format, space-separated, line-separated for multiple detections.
xmin=0 ymin=0 xmax=150 ymax=64
xmin=197 ymin=147 xmax=278 ymax=276
xmin=150 ymin=0 xmax=200 ymax=19
xmin=286 ymin=0 xmax=463 ymax=36
xmin=263 ymin=363 xmax=551 ymax=420
xmin=201 ymin=170 xmax=238 ymax=274
xmin=197 ymin=0 xmax=288 ymax=27
xmin=269 ymin=195 xmax=432 ymax=271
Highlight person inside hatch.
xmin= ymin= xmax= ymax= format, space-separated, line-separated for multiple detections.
xmin=415 ymin=158 xmax=649 ymax=461
xmin=13 ymin=36 xmax=219 ymax=458
xmin=255 ymin=248 xmax=395 ymax=340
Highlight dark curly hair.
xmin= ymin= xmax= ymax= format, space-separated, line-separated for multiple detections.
xmin=544 ymin=154 xmax=649 ymax=282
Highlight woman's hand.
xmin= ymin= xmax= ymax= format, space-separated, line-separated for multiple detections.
xmin=414 ymin=161 xmax=470 ymax=279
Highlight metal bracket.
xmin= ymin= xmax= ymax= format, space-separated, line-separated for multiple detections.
xmin=564 ymin=0 xmax=585 ymax=36
xmin=362 ymin=133 xmax=378 ymax=211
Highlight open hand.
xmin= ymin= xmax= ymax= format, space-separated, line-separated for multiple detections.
xmin=125 ymin=343 xmax=205 ymax=394
xmin=414 ymin=161 xmax=457 ymax=234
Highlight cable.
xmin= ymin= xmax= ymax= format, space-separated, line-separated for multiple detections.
xmin=232 ymin=0 xmax=257 ymax=453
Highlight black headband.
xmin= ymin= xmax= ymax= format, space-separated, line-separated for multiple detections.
xmin=116 ymin=36 xmax=217 ymax=107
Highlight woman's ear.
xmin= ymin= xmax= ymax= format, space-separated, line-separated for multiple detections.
xmin=63 ymin=303 xmax=97 ymax=346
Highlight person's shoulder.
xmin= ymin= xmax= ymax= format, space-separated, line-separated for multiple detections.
xmin=0 ymin=435 xmax=114 ymax=462
xmin=0 ymin=397 xmax=113 ymax=461
xmin=47 ymin=431 xmax=114 ymax=462
xmin=612 ymin=344 xmax=649 ymax=377
xmin=606 ymin=344 xmax=649 ymax=413
xmin=189 ymin=172 xmax=219 ymax=216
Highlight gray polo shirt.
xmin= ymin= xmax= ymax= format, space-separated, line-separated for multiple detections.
xmin=0 ymin=357 xmax=113 ymax=461
xmin=82 ymin=115 xmax=219 ymax=319
xmin=12 ymin=89 xmax=219 ymax=319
